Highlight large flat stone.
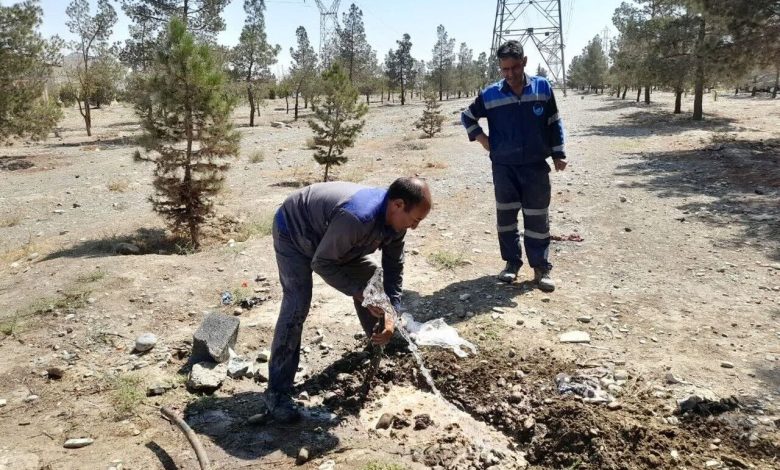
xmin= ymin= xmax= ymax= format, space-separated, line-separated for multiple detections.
xmin=188 ymin=362 xmax=228 ymax=391
xmin=191 ymin=313 xmax=240 ymax=363
xmin=559 ymin=330 xmax=591 ymax=343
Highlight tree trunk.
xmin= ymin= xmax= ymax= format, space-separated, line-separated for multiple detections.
xmin=734 ymin=87 xmax=738 ymax=95
xmin=692 ymin=17 xmax=706 ymax=121
xmin=248 ymin=86 xmax=255 ymax=127
xmin=285 ymin=95 xmax=289 ymax=114
xmin=644 ymin=85 xmax=650 ymax=104
xmin=401 ymin=81 xmax=406 ymax=105
xmin=674 ymin=87 xmax=683 ymax=114
xmin=323 ymin=162 xmax=330 ymax=182
xmin=294 ymin=91 xmax=299 ymax=120
xmin=636 ymin=87 xmax=641 ymax=102
xmin=83 ymin=97 xmax=92 ymax=136
xmin=366 ymin=93 xmax=370 ymax=104
xmin=622 ymin=86 xmax=627 ymax=100
xmin=773 ymin=67 xmax=779 ymax=99
xmin=751 ymin=86 xmax=757 ymax=97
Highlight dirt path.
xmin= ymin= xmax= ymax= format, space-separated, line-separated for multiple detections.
xmin=0 ymin=91 xmax=778 ymax=469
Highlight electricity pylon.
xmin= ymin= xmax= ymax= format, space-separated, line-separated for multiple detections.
xmin=491 ymin=0 xmax=567 ymax=95
xmin=314 ymin=0 xmax=341 ymax=67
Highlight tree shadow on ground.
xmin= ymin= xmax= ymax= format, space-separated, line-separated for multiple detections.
xmin=40 ymin=228 xmax=183 ymax=260
xmin=0 ymin=156 xmax=35 ymax=171
xmin=615 ymin=138 xmax=780 ymax=261
xmin=583 ymin=101 xmax=739 ymax=137
xmin=145 ymin=441 xmax=177 ymax=470
xmin=588 ymin=96 xmax=665 ymax=112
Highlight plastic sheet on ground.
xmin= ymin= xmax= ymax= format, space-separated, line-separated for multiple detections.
xmin=401 ymin=313 xmax=478 ymax=358
xmin=362 ymin=267 xmax=477 ymax=358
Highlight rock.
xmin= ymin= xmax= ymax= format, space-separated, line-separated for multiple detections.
xmin=257 ymin=349 xmax=270 ymax=363
xmin=665 ymin=372 xmax=683 ymax=384
xmin=0 ymin=449 xmax=40 ymax=469
xmin=298 ymin=391 xmax=309 ymax=401
xmin=413 ymin=414 xmax=433 ymax=430
xmin=63 ymin=438 xmax=94 ymax=449
xmin=296 ymin=447 xmax=309 ymax=465
xmin=252 ymin=362 xmax=269 ymax=382
xmin=318 ymin=460 xmax=336 ymax=470
xmin=47 ymin=367 xmax=65 ymax=380
xmin=227 ymin=357 xmax=251 ymax=379
xmin=613 ymin=369 xmax=628 ymax=381
xmin=704 ymin=460 xmax=721 ymax=468
xmin=233 ymin=308 xmax=243 ymax=316
xmin=607 ymin=401 xmax=622 ymax=410
xmin=188 ymin=362 xmax=228 ymax=391
xmin=376 ymin=412 xmax=394 ymax=429
xmin=559 ymin=331 xmax=591 ymax=343
xmin=459 ymin=293 xmax=471 ymax=301
xmin=247 ymin=412 xmax=268 ymax=425
xmin=0 ymin=398 xmax=6 ymax=407
xmin=115 ymin=243 xmax=140 ymax=255
xmin=720 ymin=361 xmax=734 ymax=369
xmin=191 ymin=313 xmax=240 ymax=363
xmin=619 ymin=196 xmax=627 ymax=203
xmin=577 ymin=316 xmax=592 ymax=323
xmin=677 ymin=395 xmax=703 ymax=413
xmin=271 ymin=121 xmax=285 ymax=128
xmin=146 ymin=383 xmax=171 ymax=396
xmin=23 ymin=395 xmax=39 ymax=403
xmin=134 ymin=333 xmax=157 ymax=352
xmin=721 ymin=455 xmax=749 ymax=469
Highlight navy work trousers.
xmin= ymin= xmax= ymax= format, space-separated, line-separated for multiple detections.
xmin=268 ymin=218 xmax=380 ymax=395
xmin=492 ymin=161 xmax=553 ymax=270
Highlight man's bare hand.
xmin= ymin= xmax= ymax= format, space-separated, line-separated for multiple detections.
xmin=553 ymin=158 xmax=567 ymax=171
xmin=476 ymin=133 xmax=490 ymax=151
xmin=371 ymin=314 xmax=395 ymax=346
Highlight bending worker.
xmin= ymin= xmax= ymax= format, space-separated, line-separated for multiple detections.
xmin=461 ymin=40 xmax=567 ymax=292
xmin=266 ymin=177 xmax=432 ymax=422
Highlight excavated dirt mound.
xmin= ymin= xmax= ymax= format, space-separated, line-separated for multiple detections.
xmin=297 ymin=344 xmax=779 ymax=469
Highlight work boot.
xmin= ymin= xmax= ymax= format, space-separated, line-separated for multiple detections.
xmin=264 ymin=390 xmax=301 ymax=423
xmin=497 ymin=262 xmax=521 ymax=283
xmin=534 ymin=268 xmax=555 ymax=292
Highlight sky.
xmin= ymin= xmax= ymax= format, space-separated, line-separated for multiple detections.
xmin=23 ymin=0 xmax=628 ymax=78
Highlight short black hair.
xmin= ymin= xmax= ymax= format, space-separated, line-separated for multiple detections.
xmin=388 ymin=177 xmax=427 ymax=212
xmin=496 ymin=40 xmax=524 ymax=60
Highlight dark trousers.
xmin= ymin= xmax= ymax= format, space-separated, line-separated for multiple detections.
xmin=268 ymin=222 xmax=380 ymax=395
xmin=492 ymin=161 xmax=553 ymax=270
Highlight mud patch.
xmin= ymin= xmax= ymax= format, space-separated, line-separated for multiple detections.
xmin=300 ymin=346 xmax=779 ymax=469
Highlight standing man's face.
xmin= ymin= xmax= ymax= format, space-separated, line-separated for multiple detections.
xmin=499 ymin=56 xmax=528 ymax=89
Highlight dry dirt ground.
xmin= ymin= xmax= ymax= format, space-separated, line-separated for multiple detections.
xmin=0 ymin=89 xmax=778 ymax=470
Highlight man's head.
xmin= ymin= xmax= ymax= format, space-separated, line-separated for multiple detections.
xmin=497 ymin=40 xmax=527 ymax=89
xmin=386 ymin=177 xmax=432 ymax=232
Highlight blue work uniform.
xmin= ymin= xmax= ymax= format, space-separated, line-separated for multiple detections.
xmin=461 ymin=74 xmax=566 ymax=270
xmin=269 ymin=182 xmax=404 ymax=394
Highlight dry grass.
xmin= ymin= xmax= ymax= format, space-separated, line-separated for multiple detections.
xmin=424 ymin=160 xmax=448 ymax=169
xmin=305 ymin=137 xmax=318 ymax=150
xmin=234 ymin=213 xmax=274 ymax=241
xmin=397 ymin=139 xmax=428 ymax=151
xmin=0 ymin=210 xmax=23 ymax=228
xmin=109 ymin=374 xmax=144 ymax=419
xmin=249 ymin=150 xmax=265 ymax=163
xmin=427 ymin=250 xmax=468 ymax=270
xmin=107 ymin=179 xmax=129 ymax=192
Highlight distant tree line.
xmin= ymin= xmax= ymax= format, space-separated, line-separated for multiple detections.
xmin=567 ymin=0 xmax=779 ymax=119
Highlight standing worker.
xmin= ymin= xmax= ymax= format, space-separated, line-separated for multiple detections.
xmin=461 ymin=40 xmax=567 ymax=291
xmin=266 ymin=177 xmax=432 ymax=422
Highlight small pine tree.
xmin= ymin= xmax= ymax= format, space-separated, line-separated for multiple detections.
xmin=308 ymin=64 xmax=368 ymax=181
xmin=415 ymin=92 xmax=445 ymax=138
xmin=134 ymin=18 xmax=240 ymax=249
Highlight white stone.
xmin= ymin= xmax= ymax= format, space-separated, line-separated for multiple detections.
xmin=559 ymin=331 xmax=591 ymax=343
xmin=188 ymin=362 xmax=228 ymax=390
xmin=134 ymin=333 xmax=157 ymax=352
xmin=63 ymin=438 xmax=94 ymax=449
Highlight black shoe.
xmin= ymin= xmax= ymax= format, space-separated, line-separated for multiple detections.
xmin=534 ymin=268 xmax=555 ymax=292
xmin=264 ymin=390 xmax=302 ymax=423
xmin=498 ymin=262 xmax=521 ymax=283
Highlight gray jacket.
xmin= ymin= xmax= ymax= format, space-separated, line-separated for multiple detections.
xmin=275 ymin=182 xmax=405 ymax=308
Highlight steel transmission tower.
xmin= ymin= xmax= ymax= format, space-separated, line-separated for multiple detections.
xmin=314 ymin=0 xmax=341 ymax=67
xmin=491 ymin=0 xmax=567 ymax=95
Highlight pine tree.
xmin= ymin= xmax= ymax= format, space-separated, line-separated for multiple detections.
xmin=289 ymin=26 xmax=318 ymax=120
xmin=308 ymin=64 xmax=367 ymax=182
xmin=232 ymin=0 xmax=280 ymax=127
xmin=134 ymin=18 xmax=240 ymax=249
xmin=66 ymin=0 xmax=117 ymax=136
xmin=0 ymin=1 xmax=62 ymax=143
xmin=430 ymin=25 xmax=456 ymax=101
xmin=415 ymin=92 xmax=445 ymax=138
xmin=384 ymin=34 xmax=415 ymax=105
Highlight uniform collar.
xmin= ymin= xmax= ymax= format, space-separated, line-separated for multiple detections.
xmin=500 ymin=73 xmax=532 ymax=95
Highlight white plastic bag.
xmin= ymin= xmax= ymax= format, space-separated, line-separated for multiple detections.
xmin=401 ymin=313 xmax=477 ymax=358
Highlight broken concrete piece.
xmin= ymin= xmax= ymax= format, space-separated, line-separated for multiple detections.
xmin=228 ymin=357 xmax=251 ymax=379
xmin=188 ymin=362 xmax=228 ymax=391
xmin=191 ymin=312 xmax=240 ymax=363
xmin=559 ymin=330 xmax=591 ymax=343
xmin=376 ymin=412 xmax=394 ymax=429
